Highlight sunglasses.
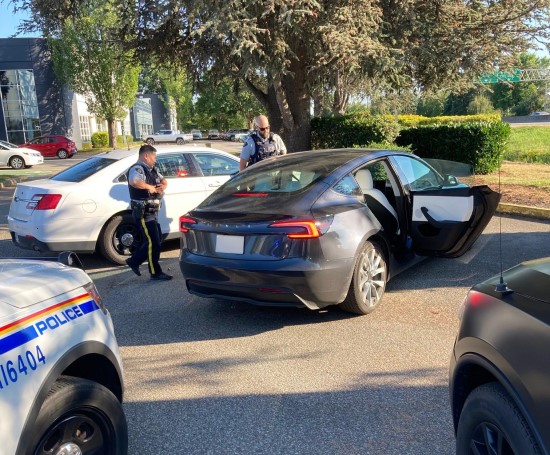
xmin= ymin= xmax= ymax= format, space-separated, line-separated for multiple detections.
xmin=258 ymin=126 xmax=270 ymax=131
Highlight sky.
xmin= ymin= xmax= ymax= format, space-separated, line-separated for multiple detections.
xmin=0 ymin=3 xmax=39 ymax=38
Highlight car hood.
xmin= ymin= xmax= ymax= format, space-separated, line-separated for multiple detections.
xmin=16 ymin=146 xmax=42 ymax=154
xmin=0 ymin=260 xmax=90 ymax=311
xmin=477 ymin=257 xmax=550 ymax=304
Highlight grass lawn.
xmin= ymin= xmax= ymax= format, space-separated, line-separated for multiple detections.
xmin=505 ymin=126 xmax=550 ymax=163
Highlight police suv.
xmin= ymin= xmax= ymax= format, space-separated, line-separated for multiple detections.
xmin=0 ymin=252 xmax=127 ymax=455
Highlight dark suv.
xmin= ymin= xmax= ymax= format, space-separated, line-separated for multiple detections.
xmin=450 ymin=257 xmax=550 ymax=454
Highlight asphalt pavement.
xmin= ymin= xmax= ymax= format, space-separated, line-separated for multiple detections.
xmin=1 ymin=147 xmax=549 ymax=453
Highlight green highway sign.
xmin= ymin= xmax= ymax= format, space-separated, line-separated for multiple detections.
xmin=479 ymin=69 xmax=521 ymax=83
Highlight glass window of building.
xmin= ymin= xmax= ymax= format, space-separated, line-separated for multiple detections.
xmin=79 ymin=115 xmax=91 ymax=142
xmin=0 ymin=69 xmax=41 ymax=144
xmin=132 ymin=98 xmax=153 ymax=140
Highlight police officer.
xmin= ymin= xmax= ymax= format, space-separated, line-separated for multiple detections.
xmin=239 ymin=115 xmax=287 ymax=171
xmin=125 ymin=144 xmax=172 ymax=280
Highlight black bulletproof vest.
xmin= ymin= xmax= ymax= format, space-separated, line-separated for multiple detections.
xmin=128 ymin=162 xmax=161 ymax=200
xmin=248 ymin=132 xmax=279 ymax=165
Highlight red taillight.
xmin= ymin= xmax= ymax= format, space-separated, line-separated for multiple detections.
xmin=27 ymin=194 xmax=62 ymax=210
xmin=179 ymin=216 xmax=197 ymax=233
xmin=269 ymin=220 xmax=321 ymax=239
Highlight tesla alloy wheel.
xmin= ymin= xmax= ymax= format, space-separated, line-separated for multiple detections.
xmin=341 ymin=240 xmax=387 ymax=315
xmin=30 ymin=376 xmax=127 ymax=455
xmin=457 ymin=382 xmax=541 ymax=455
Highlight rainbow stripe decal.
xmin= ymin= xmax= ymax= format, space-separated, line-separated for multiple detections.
xmin=0 ymin=293 xmax=99 ymax=356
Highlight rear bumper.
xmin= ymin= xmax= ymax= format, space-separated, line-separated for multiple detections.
xmin=10 ymin=231 xmax=95 ymax=254
xmin=179 ymin=250 xmax=354 ymax=310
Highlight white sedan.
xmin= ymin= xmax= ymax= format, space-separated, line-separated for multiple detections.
xmin=0 ymin=253 xmax=127 ymax=454
xmin=8 ymin=146 xmax=240 ymax=264
xmin=0 ymin=139 xmax=43 ymax=169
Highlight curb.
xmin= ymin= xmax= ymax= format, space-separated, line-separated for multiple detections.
xmin=497 ymin=203 xmax=550 ymax=221
xmin=1 ymin=176 xmax=549 ymax=221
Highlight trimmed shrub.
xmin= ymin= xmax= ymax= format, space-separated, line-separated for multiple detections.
xmin=387 ymin=113 xmax=501 ymax=127
xmin=81 ymin=142 xmax=93 ymax=151
xmin=311 ymin=113 xmax=400 ymax=150
xmin=116 ymin=135 xmax=133 ymax=147
xmin=396 ymin=121 xmax=511 ymax=174
xmin=91 ymin=131 xmax=109 ymax=148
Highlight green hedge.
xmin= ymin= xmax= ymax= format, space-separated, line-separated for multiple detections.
xmin=116 ymin=135 xmax=133 ymax=147
xmin=311 ymin=113 xmax=400 ymax=149
xmin=91 ymin=131 xmax=109 ymax=148
xmin=81 ymin=142 xmax=93 ymax=151
xmin=391 ymin=114 xmax=501 ymax=127
xmin=396 ymin=121 xmax=511 ymax=174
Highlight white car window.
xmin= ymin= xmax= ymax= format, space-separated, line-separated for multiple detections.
xmin=392 ymin=155 xmax=442 ymax=191
xmin=191 ymin=153 xmax=239 ymax=176
xmin=156 ymin=153 xmax=192 ymax=178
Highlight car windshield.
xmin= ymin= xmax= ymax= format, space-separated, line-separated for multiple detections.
xmin=0 ymin=140 xmax=18 ymax=148
xmin=50 ymin=157 xmax=118 ymax=182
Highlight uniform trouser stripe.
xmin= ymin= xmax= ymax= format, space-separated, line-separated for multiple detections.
xmin=141 ymin=217 xmax=156 ymax=275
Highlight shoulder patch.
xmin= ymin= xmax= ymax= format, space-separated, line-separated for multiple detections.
xmin=135 ymin=167 xmax=144 ymax=174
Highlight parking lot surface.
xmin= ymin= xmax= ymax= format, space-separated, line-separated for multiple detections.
xmin=0 ymin=147 xmax=549 ymax=453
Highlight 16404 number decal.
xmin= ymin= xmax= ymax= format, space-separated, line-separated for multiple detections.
xmin=0 ymin=345 xmax=46 ymax=389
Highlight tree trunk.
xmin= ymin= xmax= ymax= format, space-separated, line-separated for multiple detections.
xmin=107 ymin=119 xmax=117 ymax=149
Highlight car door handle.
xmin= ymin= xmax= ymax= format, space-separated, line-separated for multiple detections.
xmin=208 ymin=182 xmax=222 ymax=187
xmin=420 ymin=207 xmax=460 ymax=228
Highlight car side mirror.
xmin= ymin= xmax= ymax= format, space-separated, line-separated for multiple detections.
xmin=444 ymin=174 xmax=458 ymax=186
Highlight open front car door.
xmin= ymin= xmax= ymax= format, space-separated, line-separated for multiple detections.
xmin=391 ymin=155 xmax=501 ymax=258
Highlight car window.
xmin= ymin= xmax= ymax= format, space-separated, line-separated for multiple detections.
xmin=48 ymin=137 xmax=59 ymax=143
xmin=51 ymin=157 xmax=118 ymax=182
xmin=332 ymin=174 xmax=362 ymax=197
xmin=156 ymin=153 xmax=192 ymax=178
xmin=392 ymin=155 xmax=442 ymax=191
xmin=191 ymin=153 xmax=239 ymax=176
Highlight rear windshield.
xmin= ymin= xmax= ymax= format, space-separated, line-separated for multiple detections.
xmin=50 ymin=157 xmax=118 ymax=182
xmin=202 ymin=153 xmax=349 ymax=207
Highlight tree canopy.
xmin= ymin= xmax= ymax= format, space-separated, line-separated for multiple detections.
xmin=49 ymin=0 xmax=140 ymax=147
xmin=15 ymin=0 xmax=550 ymax=150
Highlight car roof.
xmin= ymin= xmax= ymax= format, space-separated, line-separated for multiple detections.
xmin=93 ymin=146 xmax=236 ymax=161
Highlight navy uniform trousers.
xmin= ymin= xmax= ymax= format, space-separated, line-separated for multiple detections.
xmin=127 ymin=215 xmax=164 ymax=276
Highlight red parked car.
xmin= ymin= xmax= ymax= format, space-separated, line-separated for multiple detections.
xmin=21 ymin=135 xmax=77 ymax=159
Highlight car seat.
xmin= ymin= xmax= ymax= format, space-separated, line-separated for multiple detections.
xmin=355 ymin=169 xmax=399 ymax=234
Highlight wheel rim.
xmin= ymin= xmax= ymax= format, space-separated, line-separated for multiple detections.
xmin=469 ymin=421 xmax=513 ymax=455
xmin=11 ymin=157 xmax=24 ymax=169
xmin=58 ymin=149 xmax=68 ymax=159
xmin=357 ymin=246 xmax=386 ymax=310
xmin=146 ymin=139 xmax=154 ymax=145
xmin=176 ymin=138 xmax=183 ymax=144
xmin=34 ymin=411 xmax=114 ymax=455
xmin=112 ymin=221 xmax=140 ymax=257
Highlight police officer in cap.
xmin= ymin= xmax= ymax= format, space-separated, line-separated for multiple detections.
xmin=125 ymin=144 xmax=172 ymax=280
xmin=239 ymin=115 xmax=287 ymax=171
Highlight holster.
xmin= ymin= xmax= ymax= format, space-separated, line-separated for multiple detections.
xmin=131 ymin=200 xmax=146 ymax=219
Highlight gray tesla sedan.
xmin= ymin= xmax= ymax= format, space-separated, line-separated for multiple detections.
xmin=179 ymin=149 xmax=499 ymax=315
xmin=450 ymin=257 xmax=550 ymax=454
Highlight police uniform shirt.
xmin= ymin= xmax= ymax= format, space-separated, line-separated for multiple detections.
xmin=128 ymin=159 xmax=164 ymax=188
xmin=240 ymin=133 xmax=287 ymax=161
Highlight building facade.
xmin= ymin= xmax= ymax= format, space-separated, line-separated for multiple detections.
xmin=0 ymin=38 xmax=175 ymax=149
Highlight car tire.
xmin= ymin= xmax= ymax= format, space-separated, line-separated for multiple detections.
xmin=98 ymin=213 xmax=141 ymax=265
xmin=176 ymin=137 xmax=184 ymax=145
xmin=57 ymin=148 xmax=69 ymax=159
xmin=456 ymin=382 xmax=541 ymax=455
xmin=340 ymin=240 xmax=387 ymax=315
xmin=9 ymin=156 xmax=25 ymax=169
xmin=29 ymin=375 xmax=127 ymax=455
xmin=146 ymin=138 xmax=155 ymax=145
